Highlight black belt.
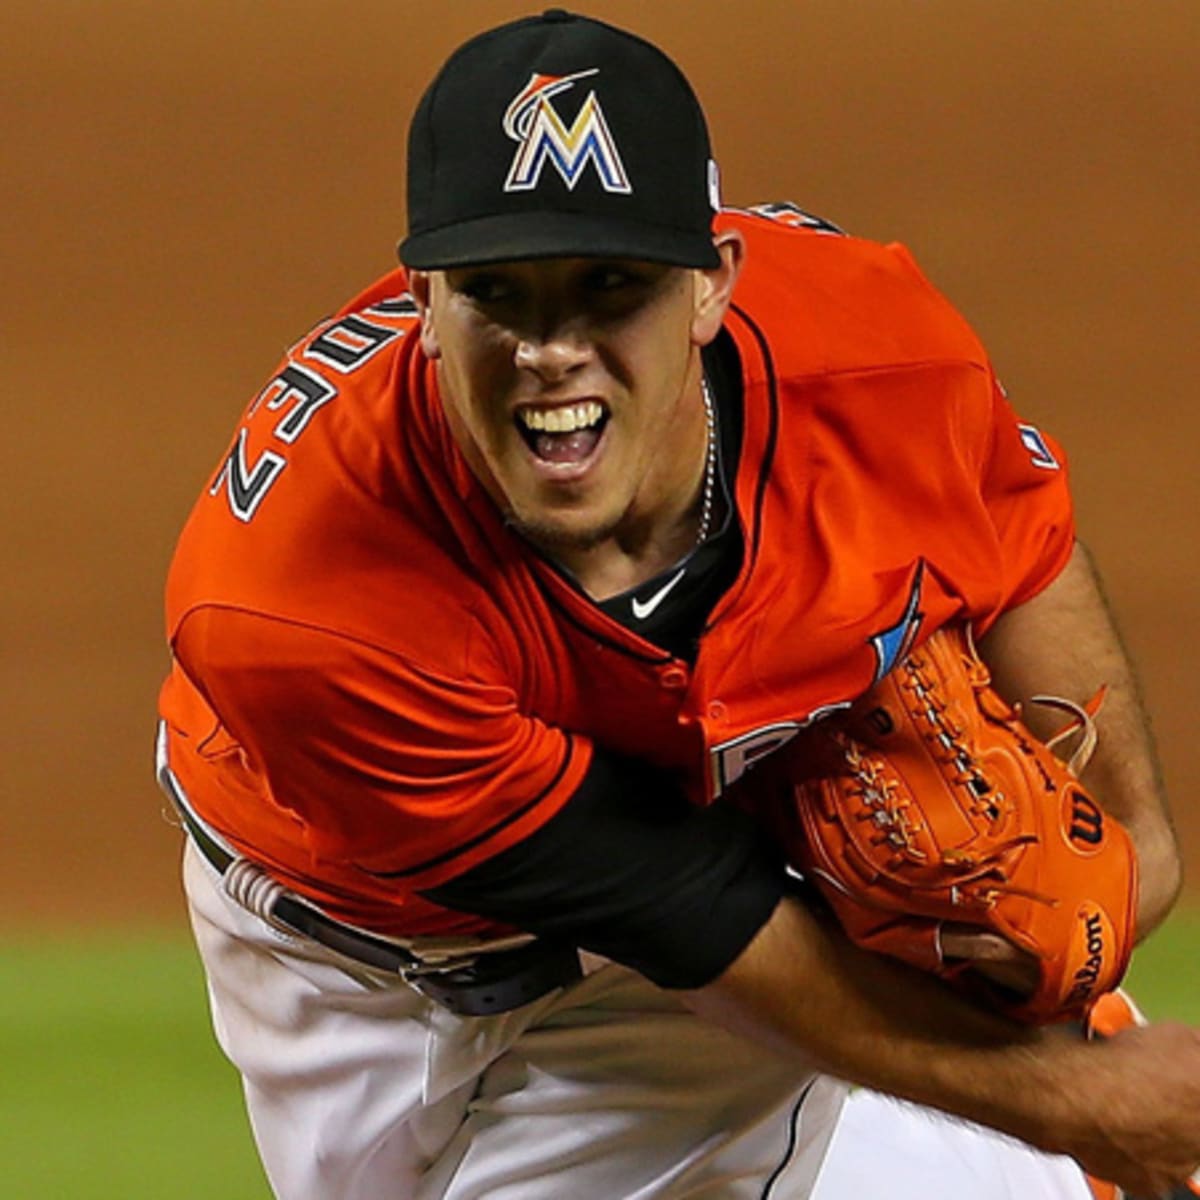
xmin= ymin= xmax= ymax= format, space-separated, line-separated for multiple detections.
xmin=175 ymin=802 xmax=581 ymax=1016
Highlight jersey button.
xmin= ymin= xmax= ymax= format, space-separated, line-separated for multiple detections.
xmin=660 ymin=666 xmax=689 ymax=690
xmin=708 ymin=700 xmax=727 ymax=721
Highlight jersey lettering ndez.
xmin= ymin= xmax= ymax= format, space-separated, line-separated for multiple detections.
xmin=158 ymin=208 xmax=1074 ymax=939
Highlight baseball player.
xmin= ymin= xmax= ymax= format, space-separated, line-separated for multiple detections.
xmin=157 ymin=10 xmax=1200 ymax=1198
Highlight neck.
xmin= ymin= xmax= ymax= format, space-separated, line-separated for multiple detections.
xmin=552 ymin=372 xmax=715 ymax=602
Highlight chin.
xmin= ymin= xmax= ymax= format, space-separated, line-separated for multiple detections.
xmin=507 ymin=507 xmax=618 ymax=555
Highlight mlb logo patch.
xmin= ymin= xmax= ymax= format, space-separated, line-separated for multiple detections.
xmin=1018 ymin=423 xmax=1060 ymax=470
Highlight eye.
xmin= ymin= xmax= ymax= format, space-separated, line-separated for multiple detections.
xmin=453 ymin=272 xmax=519 ymax=305
xmin=583 ymin=264 xmax=641 ymax=292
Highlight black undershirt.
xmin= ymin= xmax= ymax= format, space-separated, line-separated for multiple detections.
xmin=422 ymin=333 xmax=788 ymax=990
xmin=423 ymin=751 xmax=786 ymax=989
xmin=595 ymin=335 xmax=746 ymax=662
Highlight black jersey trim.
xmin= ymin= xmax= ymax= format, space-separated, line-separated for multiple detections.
xmin=362 ymin=732 xmax=579 ymax=880
xmin=727 ymin=302 xmax=781 ymax=587
xmin=532 ymin=559 xmax=677 ymax=665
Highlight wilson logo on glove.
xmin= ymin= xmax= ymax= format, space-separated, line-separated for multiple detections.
xmin=1067 ymin=792 xmax=1105 ymax=848
xmin=756 ymin=623 xmax=1138 ymax=1025
xmin=1065 ymin=907 xmax=1112 ymax=1010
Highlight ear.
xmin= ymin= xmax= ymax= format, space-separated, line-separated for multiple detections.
xmin=407 ymin=270 xmax=441 ymax=359
xmin=690 ymin=229 xmax=745 ymax=347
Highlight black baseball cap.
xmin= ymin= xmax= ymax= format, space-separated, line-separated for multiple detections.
xmin=398 ymin=9 xmax=721 ymax=270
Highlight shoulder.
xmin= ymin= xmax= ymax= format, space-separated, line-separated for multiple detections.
xmin=719 ymin=203 xmax=988 ymax=374
xmin=182 ymin=267 xmax=429 ymax=531
xmin=720 ymin=207 xmax=1009 ymax=546
xmin=283 ymin=268 xmax=422 ymax=392
xmin=166 ymin=269 xmax=495 ymax=661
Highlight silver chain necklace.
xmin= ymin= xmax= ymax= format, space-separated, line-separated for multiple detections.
xmin=696 ymin=375 xmax=718 ymax=546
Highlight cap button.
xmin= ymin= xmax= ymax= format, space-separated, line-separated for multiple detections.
xmin=542 ymin=8 xmax=573 ymax=20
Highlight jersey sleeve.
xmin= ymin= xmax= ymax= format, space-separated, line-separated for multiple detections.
xmin=878 ymin=240 xmax=1076 ymax=618
xmin=170 ymin=606 xmax=591 ymax=891
xmin=978 ymin=375 xmax=1076 ymax=624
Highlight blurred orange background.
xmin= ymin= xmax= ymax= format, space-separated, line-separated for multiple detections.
xmin=3 ymin=0 xmax=1196 ymax=930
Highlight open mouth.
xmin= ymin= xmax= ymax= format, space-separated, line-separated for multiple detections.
xmin=515 ymin=401 xmax=610 ymax=465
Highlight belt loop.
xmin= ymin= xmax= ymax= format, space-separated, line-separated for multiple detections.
xmin=223 ymin=857 xmax=288 ymax=926
xmin=159 ymin=721 xmax=581 ymax=1013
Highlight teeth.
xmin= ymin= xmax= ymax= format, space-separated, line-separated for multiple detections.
xmin=518 ymin=401 xmax=604 ymax=434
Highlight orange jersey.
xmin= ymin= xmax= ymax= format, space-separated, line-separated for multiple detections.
xmin=159 ymin=208 xmax=1073 ymax=937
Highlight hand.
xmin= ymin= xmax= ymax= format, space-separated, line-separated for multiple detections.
xmin=1053 ymin=1021 xmax=1200 ymax=1195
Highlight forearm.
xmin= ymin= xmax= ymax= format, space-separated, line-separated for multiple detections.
xmin=979 ymin=540 xmax=1181 ymax=935
xmin=684 ymin=896 xmax=1077 ymax=1153
xmin=684 ymin=894 xmax=1200 ymax=1194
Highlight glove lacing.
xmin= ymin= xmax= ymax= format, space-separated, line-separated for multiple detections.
xmin=836 ymin=638 xmax=1104 ymax=906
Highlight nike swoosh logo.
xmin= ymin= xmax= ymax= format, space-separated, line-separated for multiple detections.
xmin=631 ymin=568 xmax=686 ymax=620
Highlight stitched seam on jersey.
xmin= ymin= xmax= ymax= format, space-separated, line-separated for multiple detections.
xmin=360 ymin=731 xmax=579 ymax=879
xmin=172 ymin=602 xmax=502 ymax=694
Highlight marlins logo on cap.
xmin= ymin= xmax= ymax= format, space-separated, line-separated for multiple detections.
xmin=503 ymin=70 xmax=632 ymax=195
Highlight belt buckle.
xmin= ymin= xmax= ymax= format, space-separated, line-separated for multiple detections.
xmin=406 ymin=940 xmax=583 ymax=1016
xmin=401 ymin=932 xmax=538 ymax=977
xmin=402 ymin=955 xmax=481 ymax=978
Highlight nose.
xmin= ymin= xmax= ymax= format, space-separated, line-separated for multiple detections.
xmin=512 ymin=327 xmax=592 ymax=382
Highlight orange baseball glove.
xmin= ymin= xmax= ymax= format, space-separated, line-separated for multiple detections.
xmin=766 ymin=623 xmax=1138 ymax=1024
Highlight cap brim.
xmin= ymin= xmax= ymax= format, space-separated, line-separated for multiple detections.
xmin=399 ymin=211 xmax=719 ymax=270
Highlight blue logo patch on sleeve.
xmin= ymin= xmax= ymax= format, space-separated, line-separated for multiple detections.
xmin=869 ymin=562 xmax=925 ymax=684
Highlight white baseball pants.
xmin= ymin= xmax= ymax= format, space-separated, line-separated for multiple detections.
xmin=183 ymin=842 xmax=1092 ymax=1199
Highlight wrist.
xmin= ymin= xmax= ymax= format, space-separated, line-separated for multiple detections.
xmin=917 ymin=1026 xmax=1089 ymax=1157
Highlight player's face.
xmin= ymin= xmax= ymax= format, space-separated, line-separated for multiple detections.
xmin=412 ymin=249 xmax=736 ymax=557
